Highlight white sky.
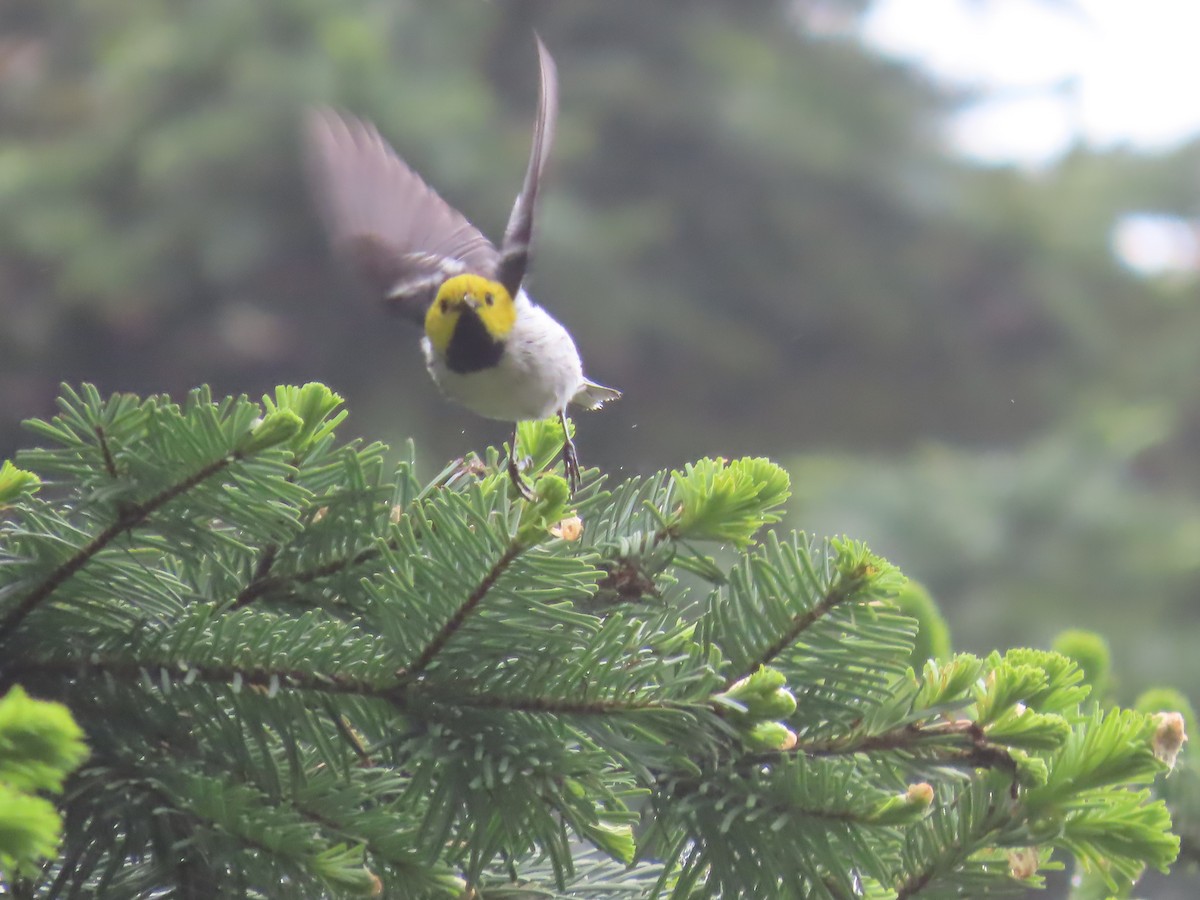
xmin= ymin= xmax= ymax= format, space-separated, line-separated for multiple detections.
xmin=859 ymin=0 xmax=1200 ymax=167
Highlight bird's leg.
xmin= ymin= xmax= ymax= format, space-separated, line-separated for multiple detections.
xmin=560 ymin=410 xmax=581 ymax=494
xmin=507 ymin=423 xmax=535 ymax=501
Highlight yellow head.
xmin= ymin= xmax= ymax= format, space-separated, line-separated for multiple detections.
xmin=424 ymin=274 xmax=517 ymax=356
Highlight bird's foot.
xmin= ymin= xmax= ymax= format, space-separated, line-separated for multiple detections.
xmin=562 ymin=436 xmax=581 ymax=495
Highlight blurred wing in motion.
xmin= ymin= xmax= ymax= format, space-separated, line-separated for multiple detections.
xmin=304 ymin=108 xmax=500 ymax=322
xmin=496 ymin=34 xmax=559 ymax=300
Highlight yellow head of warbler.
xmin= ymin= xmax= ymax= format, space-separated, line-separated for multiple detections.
xmin=424 ymin=274 xmax=518 ymax=374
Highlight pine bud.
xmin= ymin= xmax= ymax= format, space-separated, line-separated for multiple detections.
xmin=905 ymin=782 xmax=934 ymax=807
xmin=745 ymin=720 xmax=796 ymax=751
xmin=866 ymin=782 xmax=935 ymax=825
xmin=1007 ymin=847 xmax=1038 ymax=880
xmin=752 ymin=687 xmax=798 ymax=719
xmin=1152 ymin=711 xmax=1187 ymax=770
xmin=238 ymin=410 xmax=303 ymax=454
xmin=0 ymin=460 xmax=40 ymax=505
xmin=550 ymin=515 xmax=584 ymax=541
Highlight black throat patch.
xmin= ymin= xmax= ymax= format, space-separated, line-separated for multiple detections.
xmin=445 ymin=308 xmax=506 ymax=374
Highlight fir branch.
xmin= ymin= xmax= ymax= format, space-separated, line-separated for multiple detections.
xmin=719 ymin=724 xmax=1020 ymax=794
xmin=326 ymin=703 xmax=373 ymax=765
xmin=894 ymin=800 xmax=1011 ymax=900
xmin=798 ymin=720 xmax=1021 ymax=788
xmin=0 ymin=450 xmax=241 ymax=646
xmin=399 ymin=541 xmax=525 ymax=679
xmin=450 ymin=692 xmax=695 ymax=716
xmin=802 ymin=719 xmax=986 ymax=756
xmin=676 ymin=780 xmax=899 ymax=829
xmin=3 ymin=386 xmax=1183 ymax=895
xmin=895 ymin=863 xmax=939 ymax=899
xmin=160 ymin=778 xmax=346 ymax=887
xmin=229 ymin=441 xmax=326 ymax=611
xmin=723 ymin=561 xmax=873 ymax=689
xmin=234 ymin=466 xmax=667 ymax=613
xmin=244 ymin=543 xmax=280 ymax=597
xmin=8 ymin=656 xmax=386 ymax=701
xmin=230 ymin=542 xmax=386 ymax=609
xmin=11 ymin=655 xmax=695 ymax=721
xmin=93 ymin=425 xmax=119 ymax=480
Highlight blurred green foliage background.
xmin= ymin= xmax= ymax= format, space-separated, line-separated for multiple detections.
xmin=2 ymin=0 xmax=1198 ymax=774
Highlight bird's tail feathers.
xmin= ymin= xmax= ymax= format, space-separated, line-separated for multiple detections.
xmin=571 ymin=380 xmax=622 ymax=410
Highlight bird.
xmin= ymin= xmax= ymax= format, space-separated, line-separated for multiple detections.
xmin=304 ymin=35 xmax=619 ymax=498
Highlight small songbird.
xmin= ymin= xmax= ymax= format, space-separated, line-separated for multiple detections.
xmin=304 ymin=35 xmax=619 ymax=497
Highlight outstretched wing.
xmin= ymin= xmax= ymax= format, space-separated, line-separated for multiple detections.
xmin=304 ymin=108 xmax=500 ymax=323
xmin=496 ymin=34 xmax=559 ymax=300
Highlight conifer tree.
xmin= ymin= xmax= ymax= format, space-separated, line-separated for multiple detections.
xmin=0 ymin=384 xmax=1183 ymax=897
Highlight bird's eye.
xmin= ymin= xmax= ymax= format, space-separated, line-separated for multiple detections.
xmin=484 ymin=293 xmax=494 ymax=306
xmin=439 ymin=299 xmax=449 ymax=314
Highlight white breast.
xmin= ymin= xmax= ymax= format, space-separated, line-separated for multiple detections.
xmin=422 ymin=292 xmax=585 ymax=422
